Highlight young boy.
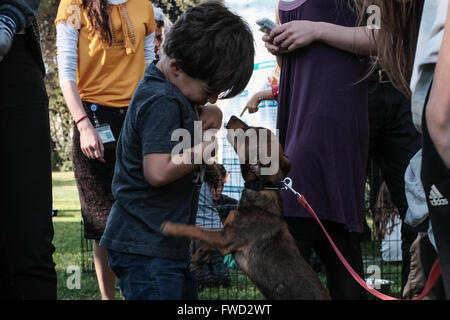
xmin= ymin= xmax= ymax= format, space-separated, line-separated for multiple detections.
xmin=99 ymin=1 xmax=254 ymax=300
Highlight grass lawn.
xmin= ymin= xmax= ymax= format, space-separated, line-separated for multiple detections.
xmin=51 ymin=172 xmax=401 ymax=300
xmin=52 ymin=171 xmax=104 ymax=300
xmin=51 ymin=172 xmax=262 ymax=300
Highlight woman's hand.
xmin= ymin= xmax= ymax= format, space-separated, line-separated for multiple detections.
xmin=270 ymin=20 xmax=320 ymax=52
xmin=77 ymin=119 xmax=105 ymax=163
xmin=59 ymin=81 xmax=105 ymax=163
xmin=262 ymin=33 xmax=288 ymax=56
xmin=241 ymin=89 xmax=275 ymax=116
xmin=240 ymin=94 xmax=261 ymax=116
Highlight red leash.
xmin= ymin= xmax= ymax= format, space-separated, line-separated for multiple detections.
xmin=282 ymin=178 xmax=441 ymax=300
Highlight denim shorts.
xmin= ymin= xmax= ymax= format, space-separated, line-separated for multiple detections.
xmin=107 ymin=249 xmax=198 ymax=300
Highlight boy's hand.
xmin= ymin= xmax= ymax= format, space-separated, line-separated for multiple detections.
xmin=199 ymin=104 xmax=223 ymax=131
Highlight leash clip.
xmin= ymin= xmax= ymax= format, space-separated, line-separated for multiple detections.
xmin=282 ymin=177 xmax=301 ymax=197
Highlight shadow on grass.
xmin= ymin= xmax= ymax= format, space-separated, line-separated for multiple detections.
xmin=52 ymin=209 xmax=81 ymax=219
xmin=52 ymin=179 xmax=77 ymax=188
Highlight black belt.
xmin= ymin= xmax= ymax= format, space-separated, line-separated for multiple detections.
xmin=369 ymin=69 xmax=390 ymax=84
xmin=83 ymin=101 xmax=128 ymax=114
xmin=378 ymin=69 xmax=390 ymax=83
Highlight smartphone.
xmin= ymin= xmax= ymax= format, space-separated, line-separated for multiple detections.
xmin=256 ymin=17 xmax=278 ymax=34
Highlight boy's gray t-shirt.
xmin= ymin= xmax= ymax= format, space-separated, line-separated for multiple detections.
xmin=100 ymin=62 xmax=201 ymax=261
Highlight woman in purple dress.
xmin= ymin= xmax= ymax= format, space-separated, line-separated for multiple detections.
xmin=263 ymin=0 xmax=374 ymax=299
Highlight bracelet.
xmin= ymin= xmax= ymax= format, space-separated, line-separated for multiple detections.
xmin=270 ymin=84 xmax=279 ymax=100
xmin=75 ymin=115 xmax=89 ymax=126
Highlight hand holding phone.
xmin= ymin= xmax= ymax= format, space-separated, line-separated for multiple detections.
xmin=256 ymin=17 xmax=278 ymax=34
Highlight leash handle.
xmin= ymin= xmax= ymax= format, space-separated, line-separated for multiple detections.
xmin=295 ymin=193 xmax=441 ymax=300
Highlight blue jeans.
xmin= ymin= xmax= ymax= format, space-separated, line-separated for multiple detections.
xmin=107 ymin=249 xmax=198 ymax=300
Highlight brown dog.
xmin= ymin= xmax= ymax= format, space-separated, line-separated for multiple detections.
xmin=162 ymin=116 xmax=330 ymax=300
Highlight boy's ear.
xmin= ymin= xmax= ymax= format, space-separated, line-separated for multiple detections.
xmin=169 ymin=58 xmax=181 ymax=76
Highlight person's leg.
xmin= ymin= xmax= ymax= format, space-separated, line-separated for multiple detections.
xmin=93 ymin=241 xmax=116 ymax=300
xmin=421 ymin=103 xmax=450 ymax=299
xmin=285 ymin=217 xmax=329 ymax=289
xmin=285 ymin=217 xmax=319 ymax=262
xmin=286 ymin=217 xmax=367 ymax=299
xmin=367 ymin=78 xmax=385 ymax=208
xmin=313 ymin=223 xmax=367 ymax=300
xmin=73 ymin=147 xmax=118 ymax=300
xmin=72 ymin=104 xmax=126 ymax=300
xmin=0 ymin=36 xmax=56 ymax=299
xmin=108 ymin=250 xmax=198 ymax=300
xmin=371 ymin=83 xmax=421 ymax=289
xmin=374 ymin=85 xmax=421 ymax=219
xmin=184 ymin=265 xmax=199 ymax=300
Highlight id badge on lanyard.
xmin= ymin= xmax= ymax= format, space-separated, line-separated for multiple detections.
xmin=91 ymin=104 xmax=115 ymax=144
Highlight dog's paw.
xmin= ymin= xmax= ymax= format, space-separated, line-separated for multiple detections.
xmin=190 ymin=246 xmax=213 ymax=271
xmin=189 ymin=259 xmax=205 ymax=272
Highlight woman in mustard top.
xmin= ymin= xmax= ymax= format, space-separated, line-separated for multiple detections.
xmin=55 ymin=0 xmax=156 ymax=299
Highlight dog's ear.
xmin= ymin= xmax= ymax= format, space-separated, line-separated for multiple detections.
xmin=226 ymin=116 xmax=248 ymax=130
xmin=279 ymin=146 xmax=291 ymax=176
xmin=226 ymin=116 xmax=249 ymax=157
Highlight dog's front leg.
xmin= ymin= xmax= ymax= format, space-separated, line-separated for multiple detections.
xmin=161 ymin=223 xmax=236 ymax=255
xmin=190 ymin=243 xmax=216 ymax=271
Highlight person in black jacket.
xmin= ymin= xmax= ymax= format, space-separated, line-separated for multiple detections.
xmin=0 ymin=0 xmax=57 ymax=299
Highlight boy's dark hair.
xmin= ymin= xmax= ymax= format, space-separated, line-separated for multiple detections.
xmin=163 ymin=1 xmax=255 ymax=99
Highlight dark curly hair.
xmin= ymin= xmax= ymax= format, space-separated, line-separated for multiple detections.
xmin=82 ymin=0 xmax=112 ymax=45
xmin=163 ymin=1 xmax=255 ymax=99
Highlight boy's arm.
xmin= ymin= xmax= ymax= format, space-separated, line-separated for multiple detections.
xmin=143 ymin=141 xmax=215 ymax=187
xmin=141 ymin=101 xmax=220 ymax=187
xmin=143 ymin=153 xmax=198 ymax=187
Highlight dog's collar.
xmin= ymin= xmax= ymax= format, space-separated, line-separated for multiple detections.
xmin=244 ymin=179 xmax=284 ymax=191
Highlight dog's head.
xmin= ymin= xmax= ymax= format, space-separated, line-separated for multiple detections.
xmin=226 ymin=116 xmax=290 ymax=188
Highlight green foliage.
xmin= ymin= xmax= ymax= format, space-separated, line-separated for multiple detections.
xmin=36 ymin=0 xmax=212 ymax=171
xmin=152 ymin=0 xmax=212 ymax=22
xmin=38 ymin=0 xmax=73 ymax=171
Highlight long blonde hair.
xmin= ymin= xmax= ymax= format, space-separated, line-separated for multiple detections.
xmin=352 ymin=0 xmax=424 ymax=99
